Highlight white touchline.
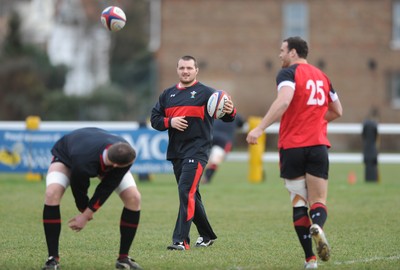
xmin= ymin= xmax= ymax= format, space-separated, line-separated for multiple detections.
xmin=334 ymin=255 xmax=400 ymax=265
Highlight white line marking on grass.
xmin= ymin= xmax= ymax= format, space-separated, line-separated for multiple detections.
xmin=334 ymin=255 xmax=400 ymax=265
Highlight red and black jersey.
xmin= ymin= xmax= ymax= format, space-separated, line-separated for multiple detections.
xmin=276 ymin=63 xmax=339 ymax=149
xmin=151 ymin=81 xmax=236 ymax=162
xmin=51 ymin=127 xmax=132 ymax=212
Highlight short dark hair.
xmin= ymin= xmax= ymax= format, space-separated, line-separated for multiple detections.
xmin=284 ymin=36 xmax=308 ymax=59
xmin=108 ymin=142 xmax=136 ymax=165
xmin=178 ymin=55 xmax=198 ymax=68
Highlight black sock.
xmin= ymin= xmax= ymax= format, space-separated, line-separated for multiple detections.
xmin=204 ymin=164 xmax=217 ymax=182
xmin=119 ymin=208 xmax=140 ymax=259
xmin=43 ymin=205 xmax=61 ymax=259
xmin=293 ymin=206 xmax=314 ymax=259
xmin=310 ymin=202 xmax=328 ymax=228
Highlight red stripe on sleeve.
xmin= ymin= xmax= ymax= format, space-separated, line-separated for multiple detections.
xmin=92 ymin=199 xmax=101 ymax=211
xmin=164 ymin=117 xmax=170 ymax=128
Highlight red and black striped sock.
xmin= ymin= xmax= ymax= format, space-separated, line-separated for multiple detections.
xmin=293 ymin=206 xmax=314 ymax=259
xmin=310 ymin=202 xmax=328 ymax=228
xmin=43 ymin=204 xmax=61 ymax=259
xmin=118 ymin=208 xmax=140 ymax=259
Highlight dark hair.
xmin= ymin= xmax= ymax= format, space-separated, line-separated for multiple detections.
xmin=178 ymin=55 xmax=198 ymax=68
xmin=108 ymin=142 xmax=136 ymax=165
xmin=284 ymin=36 xmax=308 ymax=59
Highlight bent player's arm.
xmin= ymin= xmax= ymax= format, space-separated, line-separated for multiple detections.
xmin=259 ymin=86 xmax=294 ymax=130
xmin=325 ymin=98 xmax=343 ymax=122
xmin=247 ymin=86 xmax=293 ymax=145
xmin=70 ymin=172 xmax=90 ymax=212
xmin=88 ymin=170 xmax=127 ymax=212
xmin=325 ymin=86 xmax=343 ymax=122
xmin=220 ymin=106 xmax=236 ymax=122
xmin=151 ymin=93 xmax=169 ymax=131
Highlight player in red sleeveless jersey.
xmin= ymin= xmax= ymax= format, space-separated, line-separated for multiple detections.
xmin=42 ymin=128 xmax=142 ymax=270
xmin=247 ymin=37 xmax=342 ymax=269
xmin=151 ymin=55 xmax=236 ymax=251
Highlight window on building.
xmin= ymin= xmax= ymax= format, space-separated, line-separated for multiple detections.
xmin=392 ymin=1 xmax=400 ymax=49
xmin=389 ymin=72 xmax=400 ymax=108
xmin=283 ymin=2 xmax=308 ymax=40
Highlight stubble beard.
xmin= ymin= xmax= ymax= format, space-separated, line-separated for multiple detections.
xmin=180 ymin=76 xmax=195 ymax=86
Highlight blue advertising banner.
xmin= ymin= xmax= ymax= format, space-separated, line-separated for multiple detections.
xmin=0 ymin=128 xmax=172 ymax=174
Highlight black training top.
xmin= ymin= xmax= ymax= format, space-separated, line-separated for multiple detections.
xmin=150 ymin=81 xmax=236 ymax=162
xmin=51 ymin=127 xmax=131 ymax=212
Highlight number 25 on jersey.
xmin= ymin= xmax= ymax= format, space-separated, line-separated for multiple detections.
xmin=306 ymin=79 xmax=326 ymax=106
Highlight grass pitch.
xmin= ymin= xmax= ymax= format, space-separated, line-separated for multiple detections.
xmin=0 ymin=162 xmax=399 ymax=270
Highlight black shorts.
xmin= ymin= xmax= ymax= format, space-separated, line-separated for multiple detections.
xmin=213 ymin=134 xmax=229 ymax=149
xmin=279 ymin=145 xmax=329 ymax=179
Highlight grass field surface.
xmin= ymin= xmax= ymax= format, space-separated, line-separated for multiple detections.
xmin=0 ymin=162 xmax=399 ymax=269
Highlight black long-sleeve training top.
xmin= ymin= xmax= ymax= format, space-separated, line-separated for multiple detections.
xmin=150 ymin=81 xmax=236 ymax=162
xmin=51 ymin=127 xmax=132 ymax=212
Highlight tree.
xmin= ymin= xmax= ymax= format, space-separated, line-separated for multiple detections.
xmin=0 ymin=11 xmax=67 ymax=120
xmin=0 ymin=1 xmax=156 ymax=121
xmin=108 ymin=1 xmax=157 ymax=120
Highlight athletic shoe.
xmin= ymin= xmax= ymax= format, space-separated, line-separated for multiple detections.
xmin=115 ymin=256 xmax=143 ymax=270
xmin=167 ymin=241 xmax=189 ymax=250
xmin=42 ymin=256 xmax=60 ymax=270
xmin=304 ymin=259 xmax=318 ymax=269
xmin=195 ymin=236 xmax=215 ymax=247
xmin=310 ymin=224 xmax=331 ymax=261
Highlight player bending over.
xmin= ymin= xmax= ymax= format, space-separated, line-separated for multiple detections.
xmin=41 ymin=128 xmax=142 ymax=270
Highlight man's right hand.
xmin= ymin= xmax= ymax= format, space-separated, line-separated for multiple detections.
xmin=171 ymin=116 xmax=188 ymax=131
xmin=68 ymin=208 xmax=94 ymax=232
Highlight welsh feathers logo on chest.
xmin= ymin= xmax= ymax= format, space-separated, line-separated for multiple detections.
xmin=190 ymin=91 xmax=197 ymax=98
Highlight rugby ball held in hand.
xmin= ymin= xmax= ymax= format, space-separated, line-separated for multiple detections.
xmin=207 ymin=91 xmax=229 ymax=119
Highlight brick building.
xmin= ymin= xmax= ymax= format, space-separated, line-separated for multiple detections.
xmin=156 ymin=0 xmax=400 ymax=125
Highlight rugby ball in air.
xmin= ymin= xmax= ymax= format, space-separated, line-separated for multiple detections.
xmin=100 ymin=6 xmax=126 ymax=32
xmin=207 ymin=90 xmax=229 ymax=119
